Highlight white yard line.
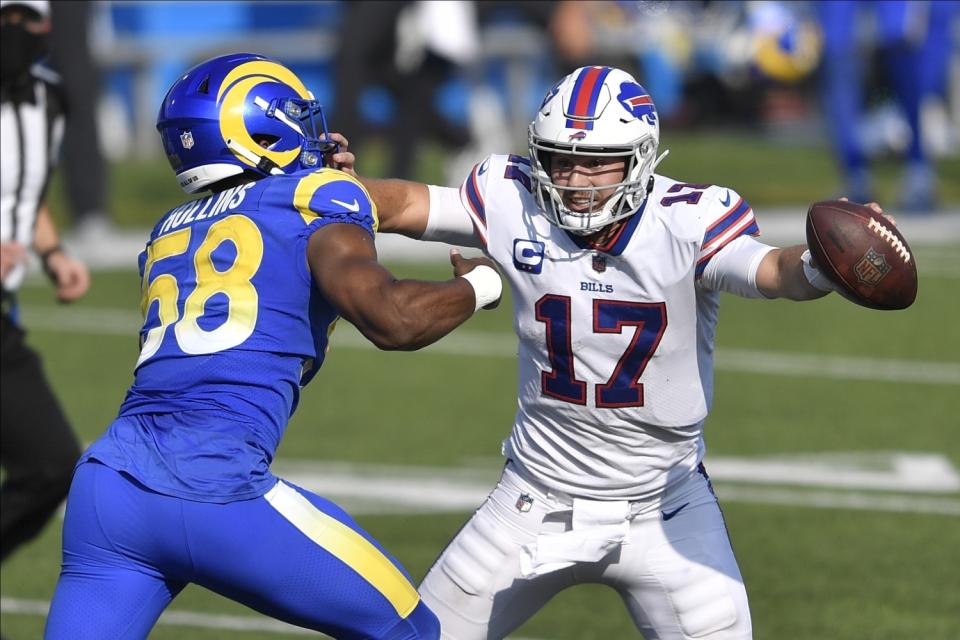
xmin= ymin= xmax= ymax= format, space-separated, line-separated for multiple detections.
xmin=0 ymin=597 xmax=543 ymax=639
xmin=0 ymin=596 xmax=323 ymax=637
xmin=269 ymin=454 xmax=960 ymax=517
xmin=17 ymin=305 xmax=960 ymax=385
xmin=3 ymin=452 xmax=958 ymax=634
xmin=714 ymin=486 xmax=960 ymax=516
xmin=49 ymin=212 xmax=960 ymax=269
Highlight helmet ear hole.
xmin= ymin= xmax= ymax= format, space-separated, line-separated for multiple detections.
xmin=252 ymin=134 xmax=280 ymax=149
xmin=197 ymin=76 xmax=211 ymax=95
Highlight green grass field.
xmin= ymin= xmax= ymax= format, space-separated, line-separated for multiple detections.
xmin=3 ymin=131 xmax=959 ymax=638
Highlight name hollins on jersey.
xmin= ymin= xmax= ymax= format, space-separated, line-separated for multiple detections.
xmin=157 ymin=183 xmax=256 ymax=236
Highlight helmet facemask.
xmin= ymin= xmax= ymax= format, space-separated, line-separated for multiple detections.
xmin=527 ymin=66 xmax=668 ymax=236
xmin=529 ymin=133 xmax=661 ymax=236
xmin=226 ymin=96 xmax=336 ymax=175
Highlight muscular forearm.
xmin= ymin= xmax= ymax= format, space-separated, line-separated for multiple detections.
xmin=756 ymin=245 xmax=829 ymax=301
xmin=359 ymin=177 xmax=429 ymax=237
xmin=309 ymin=223 xmax=499 ymax=351
xmin=361 ymin=277 xmax=478 ymax=350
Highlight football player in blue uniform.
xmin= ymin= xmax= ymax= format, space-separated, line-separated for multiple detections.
xmin=44 ymin=53 xmax=502 ymax=640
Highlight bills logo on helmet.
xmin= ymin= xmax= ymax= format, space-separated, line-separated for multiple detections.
xmin=568 ymin=131 xmax=587 ymax=142
xmin=513 ymin=239 xmax=545 ymax=274
xmin=617 ymin=82 xmax=657 ymax=126
xmin=540 ymin=79 xmax=563 ymax=111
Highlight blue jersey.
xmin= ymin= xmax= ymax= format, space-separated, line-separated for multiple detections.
xmin=82 ymin=168 xmax=377 ymax=502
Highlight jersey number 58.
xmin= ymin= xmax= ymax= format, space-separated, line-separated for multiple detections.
xmin=137 ymin=215 xmax=264 ymax=366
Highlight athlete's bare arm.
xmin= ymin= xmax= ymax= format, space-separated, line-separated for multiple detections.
xmin=307 ymin=222 xmax=497 ymax=350
xmin=754 ymin=245 xmax=826 ymax=301
xmin=755 ymin=201 xmax=887 ymax=301
xmin=324 ymin=132 xmax=432 ymax=239
xmin=361 ymin=178 xmax=431 ymax=238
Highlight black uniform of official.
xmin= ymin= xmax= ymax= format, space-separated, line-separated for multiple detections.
xmin=1 ymin=59 xmax=81 ymax=562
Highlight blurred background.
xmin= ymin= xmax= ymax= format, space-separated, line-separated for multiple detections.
xmin=39 ymin=0 xmax=960 ymax=262
xmin=3 ymin=2 xmax=960 ymax=639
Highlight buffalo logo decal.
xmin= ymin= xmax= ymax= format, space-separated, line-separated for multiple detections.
xmin=617 ymin=82 xmax=657 ymax=126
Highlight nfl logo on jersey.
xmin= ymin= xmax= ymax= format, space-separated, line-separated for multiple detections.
xmin=513 ymin=239 xmax=545 ymax=274
xmin=515 ymin=493 xmax=534 ymax=513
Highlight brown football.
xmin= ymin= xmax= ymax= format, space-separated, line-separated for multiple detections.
xmin=805 ymin=200 xmax=918 ymax=310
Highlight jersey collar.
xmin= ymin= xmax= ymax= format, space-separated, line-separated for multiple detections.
xmin=565 ymin=197 xmax=648 ymax=256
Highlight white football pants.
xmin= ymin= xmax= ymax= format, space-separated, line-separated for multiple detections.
xmin=419 ymin=461 xmax=752 ymax=639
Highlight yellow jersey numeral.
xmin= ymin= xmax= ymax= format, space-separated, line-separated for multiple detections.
xmin=137 ymin=215 xmax=264 ymax=366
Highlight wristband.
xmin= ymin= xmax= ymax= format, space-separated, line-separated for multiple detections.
xmin=801 ymin=249 xmax=836 ymax=292
xmin=39 ymin=245 xmax=64 ymax=280
xmin=39 ymin=245 xmax=63 ymax=263
xmin=459 ymin=265 xmax=502 ymax=312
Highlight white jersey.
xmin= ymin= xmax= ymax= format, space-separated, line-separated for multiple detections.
xmin=430 ymin=154 xmax=774 ymax=500
xmin=1 ymin=68 xmax=64 ymax=292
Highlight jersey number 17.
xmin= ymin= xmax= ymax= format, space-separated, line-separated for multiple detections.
xmin=536 ymin=295 xmax=667 ymax=408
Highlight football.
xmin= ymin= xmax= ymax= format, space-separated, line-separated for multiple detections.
xmin=805 ymin=200 xmax=918 ymax=310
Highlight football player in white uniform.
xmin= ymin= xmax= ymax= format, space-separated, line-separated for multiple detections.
xmin=351 ymin=66 xmax=867 ymax=639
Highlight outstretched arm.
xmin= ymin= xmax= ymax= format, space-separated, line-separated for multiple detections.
xmin=323 ymin=132 xmax=432 ymax=238
xmin=755 ymin=201 xmax=889 ymax=301
xmin=307 ymin=222 xmax=500 ymax=350
xmin=359 ymin=177 xmax=431 ymax=238
xmin=332 ymin=131 xmax=477 ymax=244
xmin=755 ymin=245 xmax=829 ymax=300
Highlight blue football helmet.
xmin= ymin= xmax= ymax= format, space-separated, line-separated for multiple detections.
xmin=156 ymin=52 xmax=335 ymax=194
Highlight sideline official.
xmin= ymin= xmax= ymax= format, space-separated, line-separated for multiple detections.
xmin=1 ymin=0 xmax=88 ymax=565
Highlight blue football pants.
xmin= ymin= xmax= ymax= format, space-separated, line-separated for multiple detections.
xmin=45 ymin=461 xmax=439 ymax=639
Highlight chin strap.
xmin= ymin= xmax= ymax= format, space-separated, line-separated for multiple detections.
xmin=226 ymin=139 xmax=284 ymax=176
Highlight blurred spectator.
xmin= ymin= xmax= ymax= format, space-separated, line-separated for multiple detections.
xmin=517 ymin=2 xmax=823 ymax=128
xmin=0 ymin=0 xmax=87 ymax=571
xmin=816 ymin=0 xmax=956 ymax=213
xmin=333 ymin=0 xmax=478 ymax=179
xmin=47 ymin=1 xmax=118 ymax=242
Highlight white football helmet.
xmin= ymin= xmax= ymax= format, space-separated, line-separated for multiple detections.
xmin=528 ymin=66 xmax=668 ymax=235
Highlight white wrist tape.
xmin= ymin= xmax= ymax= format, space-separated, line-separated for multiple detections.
xmin=801 ymin=249 xmax=836 ymax=292
xmin=459 ymin=265 xmax=502 ymax=312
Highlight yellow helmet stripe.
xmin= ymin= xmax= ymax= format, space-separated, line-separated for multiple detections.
xmin=217 ymin=60 xmax=310 ymax=102
xmin=219 ymin=76 xmax=300 ymax=169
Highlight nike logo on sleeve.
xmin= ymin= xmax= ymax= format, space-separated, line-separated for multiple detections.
xmin=720 ymin=191 xmax=731 ymax=207
xmin=330 ymin=198 xmax=361 ymax=212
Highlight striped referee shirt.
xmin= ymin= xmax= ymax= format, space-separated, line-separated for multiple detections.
xmin=1 ymin=62 xmax=65 ymax=292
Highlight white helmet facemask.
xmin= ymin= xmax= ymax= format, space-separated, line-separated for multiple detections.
xmin=528 ymin=66 xmax=668 ymax=236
